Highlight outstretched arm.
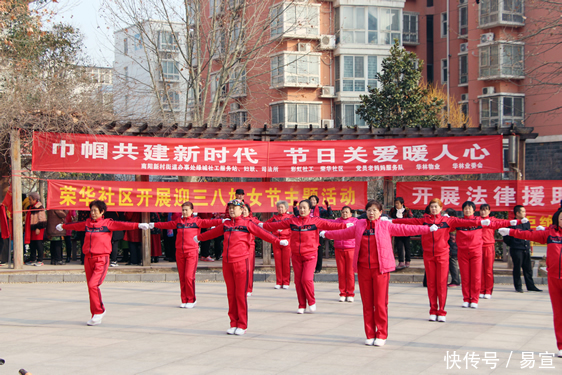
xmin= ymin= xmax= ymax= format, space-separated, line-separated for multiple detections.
xmin=500 ymin=228 xmax=549 ymax=245
xmin=107 ymin=221 xmax=144 ymax=232
xmin=154 ymin=220 xmax=178 ymax=230
xmin=388 ymin=223 xmax=431 ymax=237
xmin=324 ymin=226 xmax=356 ymax=241
xmin=316 ymin=219 xmax=348 ymax=230
xmin=198 ymin=225 xmax=225 ymax=242
xmin=248 ymin=221 xmax=280 ymax=245
xmin=392 ymin=218 xmax=425 ymax=225
xmin=263 ymin=219 xmax=292 ymax=231
xmin=61 ymin=222 xmax=87 ymax=232
xmin=197 ymin=218 xmax=224 ymax=228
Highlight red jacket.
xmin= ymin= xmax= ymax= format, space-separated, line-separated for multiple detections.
xmin=456 ymin=215 xmax=515 ymax=251
xmin=154 ymin=215 xmax=222 ymax=253
xmin=509 ymin=226 xmax=562 ymax=279
xmin=198 ymin=216 xmax=279 ymax=263
xmin=266 ymin=213 xmax=293 ymax=240
xmin=393 ymin=214 xmax=479 ymax=256
xmin=64 ymin=218 xmax=139 ymax=256
xmin=325 ymin=219 xmax=430 ymax=273
xmin=263 ymin=216 xmax=346 ymax=256
xmin=244 ymin=215 xmax=262 ymax=252
xmin=124 ymin=212 xmax=142 ymax=243
xmin=481 ymin=216 xmax=516 ymax=245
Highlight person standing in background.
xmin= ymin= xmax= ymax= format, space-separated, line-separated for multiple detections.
xmin=24 ymin=192 xmax=47 ymax=266
xmin=444 ymin=208 xmax=461 ymax=288
xmin=47 ymin=209 xmax=67 ymax=265
xmin=104 ymin=211 xmax=125 ymax=267
xmin=124 ymin=211 xmax=142 ymax=265
xmin=198 ymin=212 xmax=215 ymax=262
xmin=266 ymin=200 xmax=293 ymax=289
xmin=389 ymin=197 xmax=413 ymax=270
xmin=63 ymin=210 xmax=77 ymax=262
xmin=150 ymin=212 xmax=162 ymax=263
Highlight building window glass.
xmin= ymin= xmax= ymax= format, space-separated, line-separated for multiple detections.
xmin=229 ymin=68 xmax=246 ymax=97
xmin=479 ymin=0 xmax=524 ymax=27
xmin=403 ymin=13 xmax=418 ymax=44
xmin=123 ymin=38 xmax=128 ymax=55
xmin=160 ymin=90 xmax=180 ymax=111
xmin=459 ymin=54 xmax=468 ymax=85
xmin=336 ymin=56 xmax=378 ymax=93
xmin=441 ymin=59 xmax=447 ymax=84
xmin=459 ymin=5 xmax=468 ymax=37
xmin=269 ymin=3 xmax=319 ymax=38
xmin=161 ymin=60 xmax=180 ymax=81
xmin=440 ymin=12 xmax=447 ymax=38
xmin=158 ymin=31 xmax=178 ymax=51
xmin=337 ymin=6 xmax=400 ymax=45
xmin=230 ymin=111 xmax=247 ymax=126
xmin=271 ymin=53 xmax=320 ymax=87
xmin=271 ymin=102 xmax=321 ymax=126
xmin=480 ymin=95 xmax=524 ymax=127
xmin=479 ymin=43 xmax=524 ymax=79
xmin=336 ymin=104 xmax=366 ymax=127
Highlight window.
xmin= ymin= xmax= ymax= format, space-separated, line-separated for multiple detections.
xmin=270 ymin=53 xmax=320 ymax=88
xmin=230 ymin=111 xmax=247 ymax=126
xmin=459 ymin=4 xmax=468 ymax=37
xmin=440 ymin=12 xmax=447 ymax=38
xmin=123 ymin=38 xmax=128 ymax=55
xmin=335 ymin=104 xmax=366 ymax=127
xmin=269 ymin=3 xmax=319 ymax=38
xmin=403 ymin=13 xmax=418 ymax=44
xmin=427 ymin=0 xmax=433 ymax=6
xmin=210 ymin=73 xmax=227 ymax=102
xmin=459 ymin=54 xmax=468 ymax=85
xmin=337 ymin=6 xmax=400 ymax=45
xmin=270 ymin=102 xmax=321 ymax=126
xmin=160 ymin=90 xmax=180 ymax=111
xmin=335 ymin=56 xmax=378 ymax=93
xmin=229 ymin=68 xmax=246 ymax=98
xmin=124 ymin=67 xmax=128 ymax=83
xmin=461 ymin=102 xmax=468 ymax=118
xmin=479 ymin=0 xmax=524 ymax=28
xmin=158 ymin=31 xmax=178 ymax=51
xmin=479 ymin=42 xmax=524 ymax=79
xmin=161 ymin=60 xmax=180 ymax=81
xmin=441 ymin=59 xmax=447 ymax=84
xmin=480 ymin=95 xmax=524 ymax=127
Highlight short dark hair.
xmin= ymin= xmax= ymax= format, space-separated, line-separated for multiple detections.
xmin=462 ymin=201 xmax=476 ymax=211
xmin=89 ymin=200 xmax=107 ymax=214
xmin=308 ymin=195 xmax=319 ymax=204
xmin=394 ymin=197 xmax=405 ymax=205
xmin=514 ymin=205 xmax=525 ymax=215
xmin=480 ymin=203 xmax=491 ymax=211
xmin=299 ymin=199 xmax=312 ymax=209
xmin=365 ymin=200 xmax=383 ymax=212
xmin=444 ymin=208 xmax=457 ymax=217
xmin=341 ymin=205 xmax=353 ymax=213
xmin=181 ymin=201 xmax=194 ymax=209
xmin=425 ymin=205 xmax=431 ymax=214
xmin=553 ymin=209 xmax=562 ymax=230
xmin=244 ymin=203 xmax=252 ymax=213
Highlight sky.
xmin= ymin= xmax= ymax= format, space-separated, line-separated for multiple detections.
xmin=48 ymin=0 xmax=115 ymax=67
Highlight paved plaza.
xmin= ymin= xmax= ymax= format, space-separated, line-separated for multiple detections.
xmin=0 ymin=280 xmax=559 ymax=374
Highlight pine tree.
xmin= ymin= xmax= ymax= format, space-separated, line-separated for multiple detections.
xmin=356 ymin=40 xmax=444 ymax=128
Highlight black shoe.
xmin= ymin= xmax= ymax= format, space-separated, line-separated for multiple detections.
xmin=66 ymin=258 xmax=70 ymax=263
xmin=154 ymin=257 xmax=159 ymax=263
xmin=314 ymin=270 xmax=320 ymax=274
xmin=528 ymin=287 xmax=543 ymax=292
xmin=516 ymin=289 xmax=524 ymax=293
xmin=57 ymin=261 xmax=64 ymax=265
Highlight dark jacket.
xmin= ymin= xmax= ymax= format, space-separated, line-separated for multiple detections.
xmin=105 ymin=212 xmax=125 ymax=241
xmin=47 ymin=210 xmax=67 ymax=238
xmin=389 ymin=207 xmax=414 ymax=219
xmin=504 ymin=222 xmax=531 ymax=251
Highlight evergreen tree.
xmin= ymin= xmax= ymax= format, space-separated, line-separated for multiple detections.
xmin=356 ymin=40 xmax=444 ymax=128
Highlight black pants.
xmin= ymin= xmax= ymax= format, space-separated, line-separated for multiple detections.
xmin=214 ymin=235 xmax=224 ymax=260
xmin=29 ymin=240 xmax=44 ymax=262
xmin=449 ymin=252 xmax=461 ymax=285
xmin=200 ymin=228 xmax=211 ymax=258
xmin=110 ymin=240 xmax=119 ymax=262
xmin=129 ymin=241 xmax=142 ymax=265
xmin=51 ymin=240 xmax=63 ymax=263
xmin=0 ymin=238 xmax=8 ymax=264
xmin=164 ymin=235 xmax=176 ymax=261
xmin=315 ymin=242 xmax=323 ymax=272
xmin=395 ymin=236 xmax=411 ymax=263
xmin=510 ymin=248 xmax=536 ymax=291
xmin=64 ymin=236 xmax=72 ymax=261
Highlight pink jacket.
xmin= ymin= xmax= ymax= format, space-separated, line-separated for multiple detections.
xmin=325 ymin=219 xmax=431 ymax=274
xmin=327 ymin=216 xmax=358 ymax=250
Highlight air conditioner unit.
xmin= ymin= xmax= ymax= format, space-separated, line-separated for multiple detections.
xmin=482 ymin=86 xmax=495 ymax=95
xmin=480 ymin=33 xmax=494 ymax=43
xmin=321 ymin=119 xmax=334 ymax=128
xmin=230 ymin=103 xmax=240 ymax=111
xmin=297 ymin=43 xmax=311 ymax=52
xmin=320 ymin=86 xmax=336 ymax=98
xmin=460 ymin=93 xmax=468 ymax=101
xmin=459 ymin=43 xmax=468 ymax=53
xmin=319 ymin=35 xmax=336 ymax=50
xmin=459 ymin=0 xmax=466 ymax=3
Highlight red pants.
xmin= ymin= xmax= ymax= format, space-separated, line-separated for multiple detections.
xmin=424 ymin=252 xmax=449 ymax=316
xmin=177 ymin=251 xmax=198 ymax=303
xmin=458 ymin=248 xmax=482 ymax=303
xmin=223 ymin=258 xmax=250 ymax=329
xmin=335 ymin=248 xmax=355 ymax=297
xmin=292 ymin=253 xmax=316 ymax=308
xmin=480 ymin=244 xmax=495 ymax=295
xmin=84 ymin=254 xmax=110 ymax=316
xmin=247 ymin=247 xmax=256 ymax=293
xmin=548 ymin=277 xmax=562 ymax=350
xmin=151 ymin=234 xmax=162 ymax=256
xmin=273 ymin=243 xmax=291 ymax=286
xmin=358 ymin=265 xmax=389 ymax=339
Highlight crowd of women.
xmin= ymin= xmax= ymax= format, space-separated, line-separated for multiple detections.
xmin=55 ymin=195 xmax=562 ymax=357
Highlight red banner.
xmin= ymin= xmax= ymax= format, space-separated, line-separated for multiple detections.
xmin=397 ymin=180 xmax=562 ymax=228
xmin=47 ymin=180 xmax=367 ymax=213
xmin=33 ymin=132 xmax=503 ymax=178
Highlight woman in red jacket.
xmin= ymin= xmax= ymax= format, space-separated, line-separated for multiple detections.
xmin=261 ymin=200 xmax=350 ymax=314
xmin=153 ymin=202 xmax=223 ymax=308
xmin=321 ymin=200 xmax=437 ymax=346
xmin=266 ymin=200 xmax=293 ymax=289
xmin=391 ymin=198 xmax=481 ymax=321
xmin=57 ymin=200 xmax=149 ymax=326
xmin=498 ymin=202 xmax=562 ymax=358
xmin=196 ymin=199 xmax=287 ymax=335
xmin=242 ymin=203 xmax=261 ymax=296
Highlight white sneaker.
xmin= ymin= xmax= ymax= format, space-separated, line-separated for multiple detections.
xmin=365 ymin=338 xmax=375 ymax=346
xmin=347 ymin=297 xmax=354 ymax=303
xmin=247 ymin=292 xmax=252 ymax=297
xmin=274 ymin=285 xmax=281 ymax=289
xmin=179 ymin=303 xmax=187 ymax=308
xmin=234 ymin=328 xmax=246 ymax=335
xmin=429 ymin=315 xmax=437 ymax=321
xmin=470 ymin=303 xmax=478 ymax=309
xmin=557 ymin=349 xmax=562 ymax=358
xmin=308 ymin=304 xmax=316 ymax=313
xmin=110 ymin=262 xmax=118 ymax=267
xmin=282 ymin=285 xmax=289 ymax=289
xmin=462 ymin=302 xmax=469 ymax=308
xmin=186 ymin=301 xmax=197 ymax=309
xmin=87 ymin=311 xmax=105 ymax=326
xmin=479 ymin=294 xmax=484 ymax=298
xmin=484 ymin=294 xmax=492 ymax=299
xmin=374 ymin=338 xmax=386 ymax=347
xmin=226 ymin=327 xmax=237 ymax=335
xmin=297 ymin=308 xmax=305 ymax=314
xmin=339 ymin=296 xmax=346 ymax=302
xmin=437 ymin=316 xmax=446 ymax=323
